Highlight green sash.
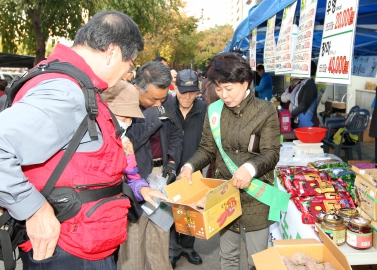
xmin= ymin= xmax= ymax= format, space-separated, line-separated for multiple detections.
xmin=208 ymin=99 xmax=289 ymax=221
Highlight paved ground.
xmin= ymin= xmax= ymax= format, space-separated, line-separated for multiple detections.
xmin=7 ymin=233 xmax=249 ymax=270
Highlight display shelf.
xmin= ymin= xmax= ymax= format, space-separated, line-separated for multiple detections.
xmin=337 ymin=243 xmax=377 ymax=266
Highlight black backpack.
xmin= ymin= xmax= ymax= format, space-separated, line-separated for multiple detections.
xmin=0 ymin=60 xmax=141 ymax=270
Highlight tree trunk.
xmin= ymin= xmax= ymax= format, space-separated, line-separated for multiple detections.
xmin=27 ymin=8 xmax=45 ymax=66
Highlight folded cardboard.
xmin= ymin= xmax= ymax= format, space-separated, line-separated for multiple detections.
xmin=359 ymin=209 xmax=377 ymax=250
xmin=352 ymin=166 xmax=377 ymax=220
xmin=165 ymin=171 xmax=242 ymax=240
xmin=252 ymin=225 xmax=351 ymax=270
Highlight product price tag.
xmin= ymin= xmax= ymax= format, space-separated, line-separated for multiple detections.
xmin=250 ymin=28 xmax=257 ymax=71
xmin=275 ymin=1 xmax=297 ymax=75
xmin=264 ymin=15 xmax=277 ymax=72
xmin=316 ymin=0 xmax=359 ymax=84
xmin=291 ymin=0 xmax=318 ymax=78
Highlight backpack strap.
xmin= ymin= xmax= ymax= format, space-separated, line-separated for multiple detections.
xmin=41 ymin=114 xmax=89 ymax=197
xmin=0 ymin=212 xmax=15 ymax=270
xmin=5 ymin=60 xmax=99 ymax=140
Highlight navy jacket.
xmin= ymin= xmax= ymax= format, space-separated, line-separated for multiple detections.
xmin=174 ymin=97 xmax=207 ymax=173
xmin=126 ymin=96 xmax=183 ymax=179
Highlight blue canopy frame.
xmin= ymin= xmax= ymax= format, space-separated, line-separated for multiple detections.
xmin=224 ymin=0 xmax=377 ymax=63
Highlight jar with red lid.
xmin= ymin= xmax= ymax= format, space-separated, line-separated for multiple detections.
xmin=346 ymin=217 xmax=373 ymax=250
xmin=321 ymin=214 xmax=346 ymax=246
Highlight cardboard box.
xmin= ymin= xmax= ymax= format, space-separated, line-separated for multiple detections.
xmin=165 ymin=171 xmax=242 ymax=239
xmin=353 ymin=166 xmax=377 ymax=220
xmin=348 ymin=160 xmax=373 ymax=165
xmin=328 ymin=147 xmax=346 ymax=157
xmin=359 ymin=209 xmax=377 ymax=250
xmin=252 ymin=225 xmax=351 ymax=270
xmin=361 ymin=119 xmax=373 ymax=142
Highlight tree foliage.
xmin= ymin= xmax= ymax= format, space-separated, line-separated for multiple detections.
xmin=0 ymin=0 xmax=232 ymax=71
xmin=194 ymin=24 xmax=234 ymax=71
xmin=0 ymin=0 xmax=182 ymax=64
xmin=137 ymin=8 xmax=200 ymax=70
xmin=0 ymin=0 xmax=94 ymax=64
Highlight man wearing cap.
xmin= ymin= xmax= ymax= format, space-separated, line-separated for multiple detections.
xmin=169 ymin=69 xmax=206 ymax=268
xmin=118 ymin=61 xmax=182 ymax=270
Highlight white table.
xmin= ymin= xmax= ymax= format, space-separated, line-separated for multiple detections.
xmin=274 ymin=151 xmax=377 ymax=265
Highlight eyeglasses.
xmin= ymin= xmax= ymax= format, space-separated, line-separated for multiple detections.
xmin=129 ymin=58 xmax=137 ymax=73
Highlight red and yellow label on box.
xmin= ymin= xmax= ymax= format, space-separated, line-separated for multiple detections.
xmin=172 ymin=194 xmax=242 ymax=239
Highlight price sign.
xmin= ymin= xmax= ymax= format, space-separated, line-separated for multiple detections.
xmin=264 ymin=15 xmax=277 ymax=72
xmin=316 ymin=0 xmax=359 ymax=84
xmin=250 ymin=28 xmax=257 ymax=71
xmin=275 ymin=2 xmax=297 ymax=75
xmin=291 ymin=0 xmax=318 ymax=78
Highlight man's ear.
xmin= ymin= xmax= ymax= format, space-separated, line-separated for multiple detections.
xmin=105 ymin=44 xmax=118 ymax=65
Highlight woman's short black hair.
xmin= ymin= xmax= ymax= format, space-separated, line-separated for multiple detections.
xmin=207 ymin=52 xmax=253 ymax=88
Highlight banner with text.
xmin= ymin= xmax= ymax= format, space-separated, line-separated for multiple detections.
xmin=352 ymin=56 xmax=377 ymax=78
xmin=275 ymin=1 xmax=298 ymax=75
xmin=316 ymin=0 xmax=359 ymax=84
xmin=250 ymin=28 xmax=258 ymax=71
xmin=264 ymin=15 xmax=277 ymax=72
xmin=291 ymin=0 xmax=319 ymax=78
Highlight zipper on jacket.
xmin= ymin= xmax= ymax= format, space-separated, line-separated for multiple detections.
xmin=73 ymin=178 xmax=121 ymax=191
xmin=86 ymin=195 xmax=126 ymax=218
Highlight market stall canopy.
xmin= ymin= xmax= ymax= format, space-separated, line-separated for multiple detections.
xmin=224 ymin=0 xmax=377 ymax=63
xmin=0 ymin=53 xmax=35 ymax=68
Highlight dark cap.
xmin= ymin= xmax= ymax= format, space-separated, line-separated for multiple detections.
xmin=176 ymin=69 xmax=200 ymax=93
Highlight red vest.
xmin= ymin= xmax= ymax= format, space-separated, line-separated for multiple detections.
xmin=16 ymin=72 xmax=129 ymax=260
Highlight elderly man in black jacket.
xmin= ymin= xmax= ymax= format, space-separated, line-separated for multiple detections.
xmin=118 ymin=61 xmax=183 ymax=270
xmin=169 ymin=69 xmax=207 ymax=268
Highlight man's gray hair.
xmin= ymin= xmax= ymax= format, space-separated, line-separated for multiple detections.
xmin=134 ymin=61 xmax=172 ymax=94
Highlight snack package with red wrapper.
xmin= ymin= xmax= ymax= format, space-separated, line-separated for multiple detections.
xmin=280 ymin=174 xmax=297 ymax=197
xmin=293 ymin=193 xmax=354 ymax=224
xmin=276 ymin=166 xmax=317 ymax=177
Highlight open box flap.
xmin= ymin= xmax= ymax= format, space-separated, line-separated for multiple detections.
xmin=274 ymin=239 xmax=323 ymax=260
xmin=317 ymin=225 xmax=352 ymax=270
xmin=165 ymin=171 xmax=206 ymax=203
xmin=203 ymin=179 xmax=238 ymax=210
xmin=352 ymin=166 xmax=377 ymax=181
xmin=252 ymin=247 xmax=286 ymax=270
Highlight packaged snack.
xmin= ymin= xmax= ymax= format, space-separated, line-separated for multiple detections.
xmin=324 ymin=167 xmax=356 ymax=180
xmin=293 ymin=198 xmax=323 ymax=224
xmin=319 ymin=171 xmax=331 ymax=181
xmin=293 ymin=171 xmax=321 ymax=182
xmin=343 ymin=179 xmax=355 ymax=201
xmin=293 ymin=179 xmax=322 ymax=197
xmin=322 ymin=199 xmax=352 ymax=214
xmin=317 ymin=179 xmax=335 ymax=193
xmin=292 ymin=193 xmax=356 ymax=225
xmin=280 ymin=174 xmax=297 ymax=197
xmin=308 ymin=159 xmax=348 ymax=170
xmin=275 ymin=166 xmax=316 ymax=177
